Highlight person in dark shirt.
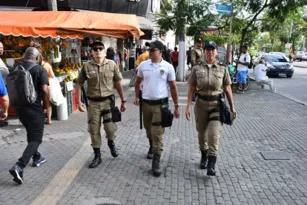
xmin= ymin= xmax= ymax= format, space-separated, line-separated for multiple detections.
xmin=186 ymin=47 xmax=192 ymax=68
xmin=9 ymin=47 xmax=50 ymax=185
xmin=162 ymin=45 xmax=171 ymax=63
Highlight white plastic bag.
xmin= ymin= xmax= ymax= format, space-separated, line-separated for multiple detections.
xmin=49 ymin=78 xmax=65 ymax=106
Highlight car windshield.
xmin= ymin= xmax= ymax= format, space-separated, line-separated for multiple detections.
xmin=265 ymin=55 xmax=288 ymax=63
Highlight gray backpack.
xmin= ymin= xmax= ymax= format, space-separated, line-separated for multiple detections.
xmin=6 ymin=64 xmax=37 ymax=106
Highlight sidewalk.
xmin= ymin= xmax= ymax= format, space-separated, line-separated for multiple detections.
xmin=294 ymin=61 xmax=307 ymax=68
xmin=1 ymin=75 xmax=307 ymax=204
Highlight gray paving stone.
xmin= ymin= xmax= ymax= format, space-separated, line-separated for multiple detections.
xmin=1 ymin=82 xmax=307 ymax=205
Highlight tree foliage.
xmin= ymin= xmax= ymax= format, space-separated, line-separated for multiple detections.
xmin=156 ymin=0 xmax=307 ymax=49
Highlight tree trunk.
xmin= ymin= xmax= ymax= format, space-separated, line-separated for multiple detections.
xmin=239 ymin=0 xmax=269 ymax=52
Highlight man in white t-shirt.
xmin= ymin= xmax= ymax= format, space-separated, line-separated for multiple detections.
xmin=0 ymin=42 xmax=9 ymax=84
xmin=254 ymin=59 xmax=276 ymax=92
xmin=134 ymin=40 xmax=180 ymax=177
xmin=236 ymin=45 xmax=250 ymax=93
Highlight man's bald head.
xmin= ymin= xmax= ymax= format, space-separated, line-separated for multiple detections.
xmin=24 ymin=47 xmax=40 ymax=63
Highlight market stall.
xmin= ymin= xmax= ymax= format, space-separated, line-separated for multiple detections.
xmin=0 ymin=11 xmax=142 ymax=119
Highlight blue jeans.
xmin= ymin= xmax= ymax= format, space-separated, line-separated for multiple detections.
xmin=236 ymin=70 xmax=248 ymax=84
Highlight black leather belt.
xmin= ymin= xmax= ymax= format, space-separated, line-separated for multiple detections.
xmin=88 ymin=95 xmax=114 ymax=102
xmin=143 ymin=98 xmax=168 ymax=105
xmin=196 ymin=93 xmax=220 ymax=101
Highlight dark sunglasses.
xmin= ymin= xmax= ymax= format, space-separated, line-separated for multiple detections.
xmin=93 ymin=47 xmax=104 ymax=52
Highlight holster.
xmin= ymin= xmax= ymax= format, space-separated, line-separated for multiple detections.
xmin=111 ymin=106 xmax=121 ymax=122
xmin=219 ymin=93 xmax=233 ymax=126
xmin=109 ymin=95 xmax=121 ymax=123
xmin=161 ymin=104 xmax=174 ymax=128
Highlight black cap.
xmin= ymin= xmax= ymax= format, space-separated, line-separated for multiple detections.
xmin=204 ymin=41 xmax=217 ymax=50
xmin=145 ymin=40 xmax=164 ymax=51
xmin=91 ymin=40 xmax=105 ymax=48
xmin=195 ymin=38 xmax=202 ymax=43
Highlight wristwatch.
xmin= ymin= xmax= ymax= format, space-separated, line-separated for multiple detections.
xmin=121 ymin=100 xmax=126 ymax=103
xmin=174 ymin=104 xmax=179 ymax=107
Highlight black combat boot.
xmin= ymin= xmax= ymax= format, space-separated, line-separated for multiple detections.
xmin=147 ymin=140 xmax=153 ymax=159
xmin=152 ymin=153 xmax=162 ymax=177
xmin=89 ymin=148 xmax=102 ymax=168
xmin=108 ymin=140 xmax=118 ymax=158
xmin=207 ymin=156 xmax=217 ymax=176
xmin=200 ymin=150 xmax=208 ymax=169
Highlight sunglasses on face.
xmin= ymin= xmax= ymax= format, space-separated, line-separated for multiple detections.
xmin=93 ymin=47 xmax=104 ymax=52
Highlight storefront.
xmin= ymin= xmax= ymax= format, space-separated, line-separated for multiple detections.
xmin=0 ymin=11 xmax=142 ymax=119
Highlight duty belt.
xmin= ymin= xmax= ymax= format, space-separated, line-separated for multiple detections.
xmin=88 ymin=95 xmax=114 ymax=102
xmin=196 ymin=93 xmax=220 ymax=101
xmin=143 ymin=98 xmax=168 ymax=105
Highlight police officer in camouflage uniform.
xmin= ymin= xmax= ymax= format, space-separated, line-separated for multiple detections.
xmin=77 ymin=40 xmax=126 ymax=168
xmin=191 ymin=38 xmax=204 ymax=66
xmin=186 ymin=41 xmax=237 ymax=176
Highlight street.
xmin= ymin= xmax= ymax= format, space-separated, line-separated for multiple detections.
xmin=271 ymin=61 xmax=307 ymax=105
xmin=2 ymin=73 xmax=307 ymax=205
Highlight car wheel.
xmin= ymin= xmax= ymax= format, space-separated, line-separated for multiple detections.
xmin=286 ymin=75 xmax=293 ymax=78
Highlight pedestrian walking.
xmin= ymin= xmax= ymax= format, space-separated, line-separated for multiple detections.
xmin=106 ymin=47 xmax=120 ymax=68
xmin=41 ymin=56 xmax=55 ymax=124
xmin=162 ymin=45 xmax=171 ymax=63
xmin=0 ymin=41 xmax=10 ymax=83
xmin=0 ymin=73 xmax=9 ymax=122
xmin=135 ymin=46 xmax=149 ymax=68
xmin=8 ymin=47 xmax=49 ymax=184
xmin=186 ymin=41 xmax=236 ymax=176
xmin=77 ymin=40 xmax=126 ymax=169
xmin=191 ymin=38 xmax=203 ymax=66
xmin=134 ymin=40 xmax=180 ymax=177
xmin=236 ymin=45 xmax=251 ymax=93
xmin=190 ymin=38 xmax=204 ymax=101
xmin=186 ymin=47 xmax=192 ymax=69
xmin=171 ymin=47 xmax=179 ymax=73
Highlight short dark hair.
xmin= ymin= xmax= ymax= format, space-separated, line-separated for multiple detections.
xmin=174 ymin=47 xmax=178 ymax=51
xmin=106 ymin=47 xmax=115 ymax=60
xmin=241 ymin=45 xmax=248 ymax=50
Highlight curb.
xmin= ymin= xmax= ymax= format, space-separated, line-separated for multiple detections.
xmin=274 ymin=91 xmax=307 ymax=106
xmin=294 ymin=65 xmax=307 ymax=68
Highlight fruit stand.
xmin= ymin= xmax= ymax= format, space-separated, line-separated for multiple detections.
xmin=0 ymin=10 xmax=143 ymax=119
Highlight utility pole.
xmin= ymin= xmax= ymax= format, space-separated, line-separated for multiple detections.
xmin=177 ymin=0 xmax=186 ymax=82
xmin=48 ymin=0 xmax=58 ymax=11
xmin=226 ymin=0 xmax=233 ymax=64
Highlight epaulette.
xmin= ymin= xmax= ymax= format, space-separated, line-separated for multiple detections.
xmin=218 ymin=61 xmax=225 ymax=66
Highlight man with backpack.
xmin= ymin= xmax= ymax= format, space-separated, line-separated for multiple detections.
xmin=7 ymin=47 xmax=49 ymax=184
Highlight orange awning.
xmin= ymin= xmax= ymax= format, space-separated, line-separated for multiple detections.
xmin=0 ymin=11 xmax=143 ymax=39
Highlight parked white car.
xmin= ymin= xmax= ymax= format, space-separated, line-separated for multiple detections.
xmin=302 ymin=53 xmax=307 ymax=61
